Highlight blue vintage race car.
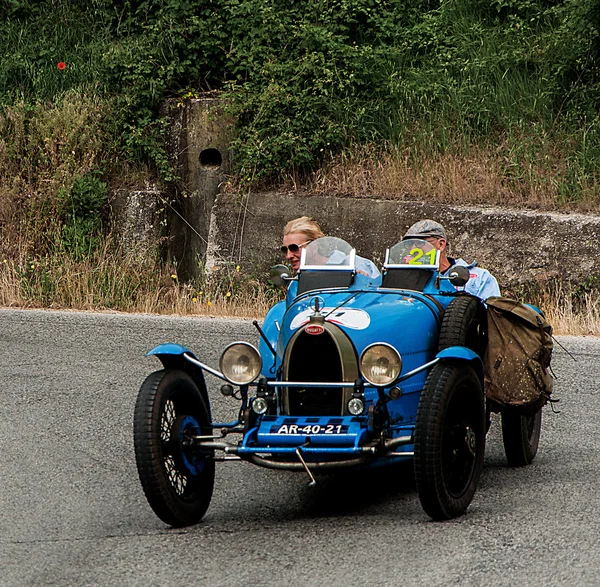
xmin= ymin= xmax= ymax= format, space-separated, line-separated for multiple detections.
xmin=133 ymin=237 xmax=543 ymax=527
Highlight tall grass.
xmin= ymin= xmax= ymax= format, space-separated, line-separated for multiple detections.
xmin=1 ymin=0 xmax=599 ymax=332
xmin=543 ymin=292 xmax=600 ymax=336
xmin=0 ymin=240 xmax=282 ymax=318
xmin=0 ymin=94 xmax=112 ymax=263
xmin=2 ymin=240 xmax=596 ymax=334
xmin=0 ymin=1 xmax=112 ymax=103
xmin=305 ymin=121 xmax=600 ymax=214
xmin=536 ymin=282 xmax=600 ymax=337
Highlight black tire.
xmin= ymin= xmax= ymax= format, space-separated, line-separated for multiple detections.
xmin=134 ymin=369 xmax=215 ymax=527
xmin=438 ymin=295 xmax=486 ymax=356
xmin=414 ymin=363 xmax=486 ymax=520
xmin=501 ymin=409 xmax=542 ymax=467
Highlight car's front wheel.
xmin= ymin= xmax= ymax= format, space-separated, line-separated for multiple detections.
xmin=133 ymin=369 xmax=215 ymax=527
xmin=414 ymin=363 xmax=485 ymax=520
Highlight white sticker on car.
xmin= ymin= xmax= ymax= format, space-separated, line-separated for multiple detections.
xmin=290 ymin=308 xmax=370 ymax=330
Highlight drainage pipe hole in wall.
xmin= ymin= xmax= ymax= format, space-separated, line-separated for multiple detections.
xmin=199 ymin=148 xmax=223 ymax=170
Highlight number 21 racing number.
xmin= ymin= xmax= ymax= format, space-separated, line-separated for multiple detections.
xmin=406 ymin=247 xmax=436 ymax=266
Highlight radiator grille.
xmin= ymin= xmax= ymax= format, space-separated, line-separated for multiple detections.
xmin=282 ymin=323 xmax=358 ymax=416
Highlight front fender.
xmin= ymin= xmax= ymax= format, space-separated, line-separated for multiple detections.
xmin=145 ymin=343 xmax=210 ymax=418
xmin=436 ymin=346 xmax=484 ymax=381
xmin=146 ymin=342 xmax=194 ymax=357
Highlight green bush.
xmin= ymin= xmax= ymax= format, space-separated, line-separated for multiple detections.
xmin=2 ymin=0 xmax=600 ymax=197
xmin=58 ymin=173 xmax=108 ymax=257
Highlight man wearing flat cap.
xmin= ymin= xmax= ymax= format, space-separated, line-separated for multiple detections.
xmin=403 ymin=219 xmax=500 ymax=300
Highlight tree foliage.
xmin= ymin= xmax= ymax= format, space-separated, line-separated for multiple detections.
xmin=1 ymin=0 xmax=600 ymax=182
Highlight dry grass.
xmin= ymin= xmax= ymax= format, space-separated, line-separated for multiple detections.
xmin=539 ymin=290 xmax=600 ymax=337
xmin=0 ymin=243 xmax=281 ymax=321
xmin=306 ymin=143 xmax=600 ymax=214
xmin=1 ymin=248 xmax=596 ymax=334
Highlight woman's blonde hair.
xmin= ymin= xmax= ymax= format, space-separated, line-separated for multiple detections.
xmin=283 ymin=216 xmax=325 ymax=241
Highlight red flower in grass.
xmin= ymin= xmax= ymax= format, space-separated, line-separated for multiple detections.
xmin=57 ymin=62 xmax=66 ymax=70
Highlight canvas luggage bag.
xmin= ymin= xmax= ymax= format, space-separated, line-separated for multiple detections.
xmin=484 ymin=297 xmax=554 ymax=415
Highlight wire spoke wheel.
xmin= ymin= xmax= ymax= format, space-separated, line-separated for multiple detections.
xmin=415 ymin=363 xmax=485 ymax=520
xmin=161 ymin=400 xmax=176 ymax=443
xmin=159 ymin=401 xmax=195 ymax=497
xmin=164 ymin=455 xmax=187 ymax=495
xmin=134 ymin=369 xmax=215 ymax=527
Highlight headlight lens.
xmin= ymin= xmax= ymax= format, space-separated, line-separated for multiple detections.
xmin=359 ymin=344 xmax=402 ymax=386
xmin=219 ymin=342 xmax=262 ymax=385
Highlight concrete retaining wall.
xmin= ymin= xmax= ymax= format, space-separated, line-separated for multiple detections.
xmin=208 ymin=191 xmax=600 ymax=291
xmin=110 ymin=188 xmax=164 ymax=261
xmin=110 ymin=96 xmax=600 ymax=291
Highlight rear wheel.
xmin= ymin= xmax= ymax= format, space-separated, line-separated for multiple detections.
xmin=501 ymin=409 xmax=542 ymax=467
xmin=134 ymin=369 xmax=215 ymax=527
xmin=415 ymin=363 xmax=485 ymax=520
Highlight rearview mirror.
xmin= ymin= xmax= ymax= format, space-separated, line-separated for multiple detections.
xmin=269 ymin=264 xmax=293 ymax=287
xmin=448 ymin=265 xmax=470 ymax=287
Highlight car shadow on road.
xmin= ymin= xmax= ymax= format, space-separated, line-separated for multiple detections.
xmin=290 ymin=460 xmax=419 ymax=519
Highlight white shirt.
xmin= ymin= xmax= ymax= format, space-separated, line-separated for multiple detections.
xmin=447 ymin=258 xmax=500 ymax=300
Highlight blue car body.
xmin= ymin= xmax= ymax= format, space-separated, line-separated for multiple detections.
xmin=247 ymin=261 xmax=480 ymax=463
xmin=136 ymin=237 xmax=528 ymax=525
xmin=148 ymin=238 xmax=482 ymax=466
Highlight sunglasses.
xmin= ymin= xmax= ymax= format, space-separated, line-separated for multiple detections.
xmin=280 ymin=241 xmax=311 ymax=255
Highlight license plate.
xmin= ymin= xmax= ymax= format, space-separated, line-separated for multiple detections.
xmin=274 ymin=423 xmax=348 ymax=435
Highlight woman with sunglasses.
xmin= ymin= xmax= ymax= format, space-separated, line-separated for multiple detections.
xmin=282 ymin=216 xmax=380 ymax=278
xmin=281 ymin=216 xmax=325 ymax=272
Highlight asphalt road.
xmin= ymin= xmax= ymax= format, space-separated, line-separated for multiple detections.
xmin=0 ymin=308 xmax=598 ymax=587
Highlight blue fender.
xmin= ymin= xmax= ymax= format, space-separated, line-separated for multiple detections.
xmin=524 ymin=302 xmax=544 ymax=316
xmin=436 ymin=346 xmax=484 ymax=380
xmin=146 ymin=342 xmax=194 ymax=357
xmin=145 ymin=343 xmax=211 ymax=418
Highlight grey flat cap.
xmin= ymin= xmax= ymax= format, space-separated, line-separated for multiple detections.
xmin=403 ymin=219 xmax=447 ymax=240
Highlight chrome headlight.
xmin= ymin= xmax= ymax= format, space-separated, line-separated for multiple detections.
xmin=359 ymin=343 xmax=402 ymax=387
xmin=251 ymin=396 xmax=269 ymax=415
xmin=219 ymin=342 xmax=262 ymax=385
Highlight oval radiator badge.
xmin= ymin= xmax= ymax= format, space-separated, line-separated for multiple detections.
xmin=305 ymin=324 xmax=325 ymax=335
